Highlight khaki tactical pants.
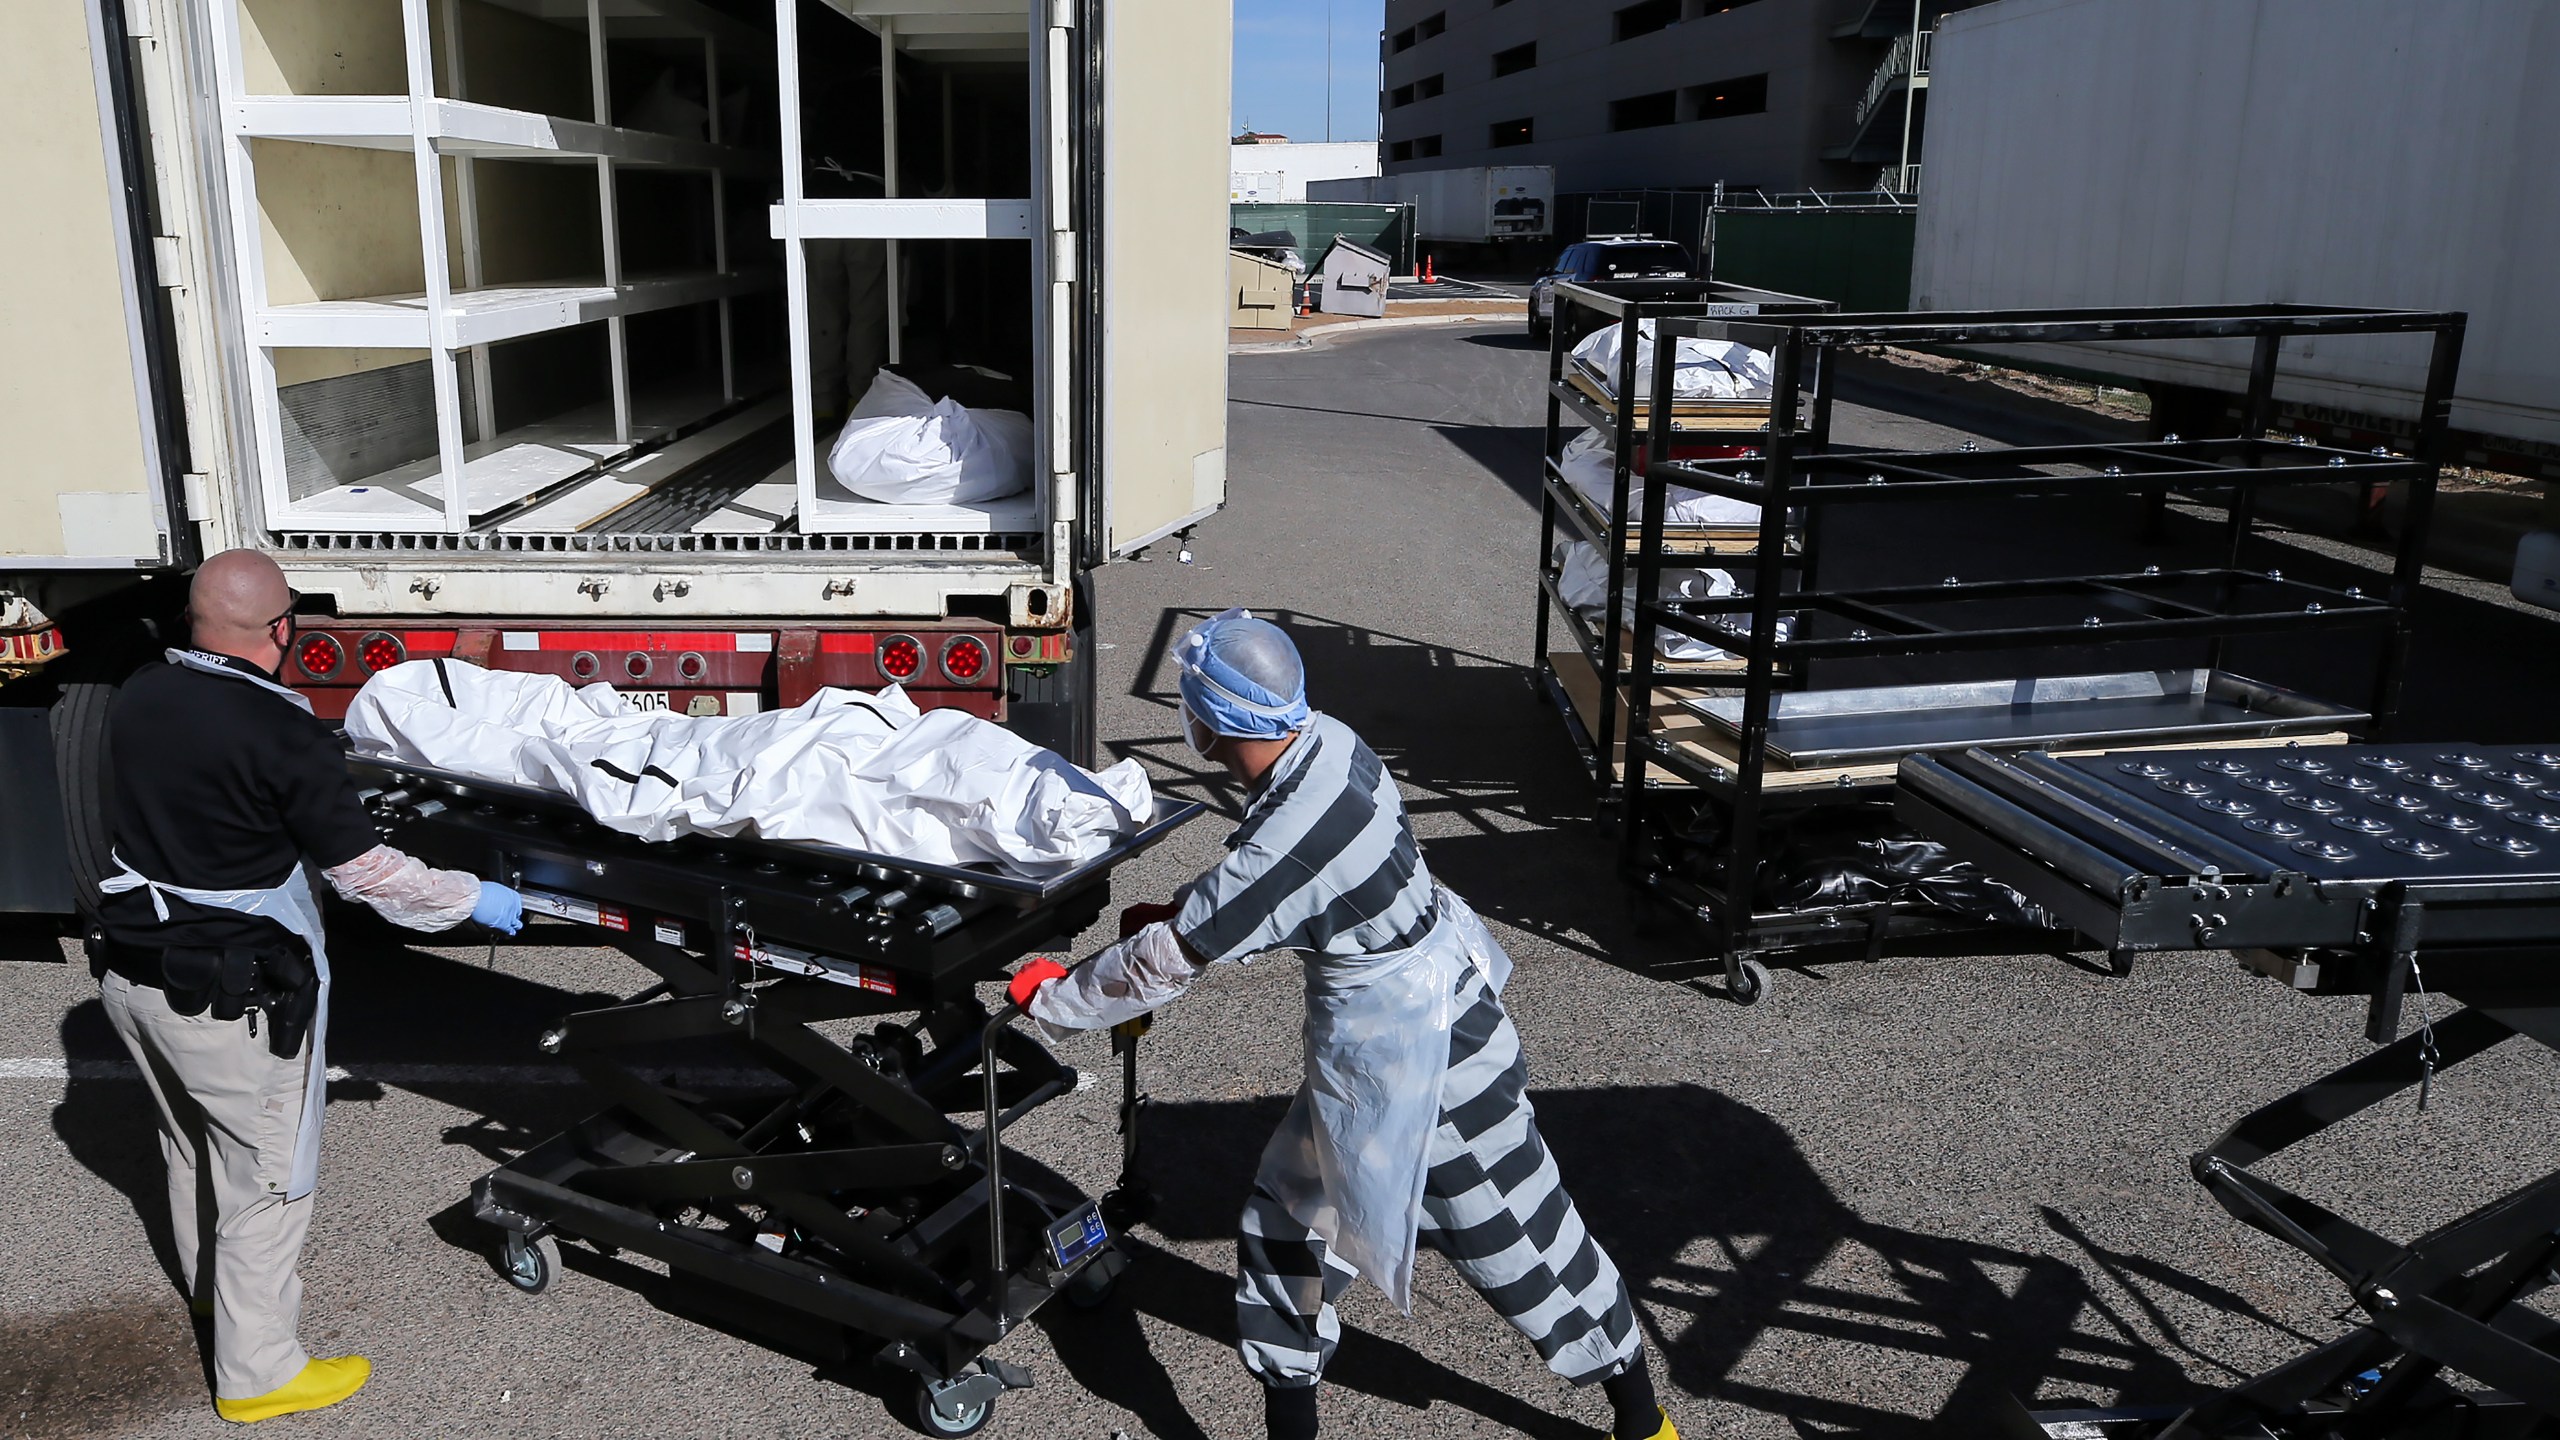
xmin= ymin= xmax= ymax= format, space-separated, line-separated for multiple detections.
xmin=101 ymin=971 xmax=315 ymax=1400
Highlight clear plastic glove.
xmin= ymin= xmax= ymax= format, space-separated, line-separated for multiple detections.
xmin=323 ymin=844 xmax=481 ymax=932
xmin=472 ymin=882 xmax=525 ymax=935
xmin=1026 ymin=922 xmax=1200 ymax=1036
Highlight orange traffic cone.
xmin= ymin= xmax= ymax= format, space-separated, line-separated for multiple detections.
xmin=1422 ymin=254 xmax=1437 ymax=285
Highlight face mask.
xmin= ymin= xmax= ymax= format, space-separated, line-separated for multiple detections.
xmin=1183 ymin=705 xmax=1219 ymax=758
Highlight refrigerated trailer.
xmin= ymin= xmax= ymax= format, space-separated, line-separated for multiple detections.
xmin=1309 ymin=164 xmax=1553 ymax=246
xmin=1910 ymin=0 xmax=2560 ymax=481
xmin=0 ymin=0 xmax=1230 ymax=915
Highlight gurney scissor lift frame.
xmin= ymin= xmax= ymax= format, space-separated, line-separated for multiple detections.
xmin=352 ymin=756 xmax=1201 ymax=1437
xmin=1901 ymin=742 xmax=2560 ymax=1439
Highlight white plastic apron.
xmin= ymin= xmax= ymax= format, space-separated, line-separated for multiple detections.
xmin=1266 ymin=882 xmax=1515 ymax=1313
xmin=97 ymin=650 xmax=335 ymax=1200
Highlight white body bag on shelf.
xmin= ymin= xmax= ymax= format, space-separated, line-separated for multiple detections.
xmin=1558 ymin=428 xmax=1762 ymax=528
xmin=1571 ymin=320 xmax=1775 ymax=402
xmin=345 ymin=661 xmax=1151 ymax=875
xmin=826 ymin=369 xmax=1036 ymax=505
xmin=1553 ymin=540 xmax=1741 ymax=663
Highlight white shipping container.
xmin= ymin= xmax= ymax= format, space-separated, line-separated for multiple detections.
xmin=1912 ymin=0 xmax=2560 ymax=469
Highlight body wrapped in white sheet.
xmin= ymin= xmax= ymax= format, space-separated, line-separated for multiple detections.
xmin=1572 ymin=321 xmax=1775 ymax=402
xmin=345 ymin=660 xmax=1152 ymax=874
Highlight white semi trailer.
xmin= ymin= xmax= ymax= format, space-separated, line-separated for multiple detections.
xmin=1912 ymin=0 xmax=2560 ymax=480
xmin=1310 ymin=163 xmax=1553 ymax=245
xmin=0 ymin=0 xmax=1231 ymax=915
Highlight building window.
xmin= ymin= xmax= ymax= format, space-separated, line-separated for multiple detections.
xmin=1389 ymin=75 xmax=1442 ymax=108
xmin=1417 ymin=11 xmax=1445 ymax=40
xmin=1610 ymin=90 xmax=1677 ymax=131
xmin=1413 ymin=133 xmax=1442 ymax=159
xmin=1491 ymin=42 xmax=1537 ymax=76
xmin=1389 ymin=139 xmax=1414 ymax=162
xmin=1391 ymin=26 xmax=1415 ymax=52
xmin=1391 ymin=83 xmax=1415 ymax=108
xmin=1682 ymin=72 xmax=1768 ymax=121
xmin=1614 ymin=0 xmax=1679 ymax=40
xmin=1489 ymin=116 xmax=1534 ymax=148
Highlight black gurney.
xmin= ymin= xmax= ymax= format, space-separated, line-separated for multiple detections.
xmin=352 ymin=755 xmax=1199 ymax=1437
xmin=1900 ymin=741 xmax=2560 ymax=1439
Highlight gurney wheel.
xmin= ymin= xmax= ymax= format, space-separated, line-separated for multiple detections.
xmin=1728 ymin=958 xmax=1771 ymax=1006
xmin=500 ymin=1232 xmax=560 ymax=1296
xmin=911 ymin=1379 xmax=994 ymax=1436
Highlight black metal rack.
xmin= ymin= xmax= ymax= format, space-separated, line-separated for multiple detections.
xmin=1608 ymin=303 xmax=2466 ymax=1003
xmin=350 ymin=755 xmax=1201 ymax=1437
xmin=1900 ymin=741 xmax=2560 ymax=1439
xmin=1531 ymin=279 xmax=1838 ymax=789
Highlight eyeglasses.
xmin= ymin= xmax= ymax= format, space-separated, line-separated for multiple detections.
xmin=264 ymin=591 xmax=302 ymax=634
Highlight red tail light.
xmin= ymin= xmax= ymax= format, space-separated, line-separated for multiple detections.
xmin=356 ymin=631 xmax=405 ymax=674
xmin=296 ymin=633 xmax=344 ymax=680
xmin=940 ymin=635 xmax=990 ymax=684
xmin=878 ymin=634 xmax=923 ymax=682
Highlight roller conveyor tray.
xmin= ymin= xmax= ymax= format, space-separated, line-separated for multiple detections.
xmin=1684 ymin=669 xmax=2368 ymax=768
xmin=1897 ymin=741 xmax=2560 ymax=954
xmin=1903 ymin=741 xmax=2560 ymax=1440
xmin=350 ymin=752 xmax=1203 ymax=1432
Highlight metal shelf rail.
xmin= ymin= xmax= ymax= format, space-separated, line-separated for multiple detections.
xmin=1614 ymin=303 xmax=2468 ymax=1003
xmin=204 ymin=0 xmax=782 ymax=534
xmin=1531 ymin=278 xmax=1836 ymax=789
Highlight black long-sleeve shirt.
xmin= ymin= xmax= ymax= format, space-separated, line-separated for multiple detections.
xmin=98 ymin=653 xmax=380 ymax=954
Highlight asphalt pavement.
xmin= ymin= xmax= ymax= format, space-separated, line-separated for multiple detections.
xmin=7 ymin=318 xmax=2559 ymax=1439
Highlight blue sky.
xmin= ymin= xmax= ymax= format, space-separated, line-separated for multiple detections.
xmin=1232 ymin=0 xmax=1387 ymax=143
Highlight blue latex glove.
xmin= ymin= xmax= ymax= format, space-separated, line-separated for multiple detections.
xmin=472 ymin=882 xmax=525 ymax=935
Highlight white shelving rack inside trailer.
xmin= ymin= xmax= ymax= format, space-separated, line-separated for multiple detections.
xmin=772 ymin=0 xmax=1044 ymax=538
xmin=205 ymin=0 xmax=781 ymax=535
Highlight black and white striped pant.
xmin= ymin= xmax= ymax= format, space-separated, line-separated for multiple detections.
xmin=1235 ymin=964 xmax=1642 ymax=1389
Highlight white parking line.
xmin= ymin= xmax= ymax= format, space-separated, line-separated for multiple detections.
xmin=0 ymin=1058 xmax=770 ymax=1086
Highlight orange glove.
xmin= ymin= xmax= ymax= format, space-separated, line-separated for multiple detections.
xmin=1119 ymin=901 xmax=1181 ymax=939
xmin=1007 ymin=957 xmax=1069 ymax=1008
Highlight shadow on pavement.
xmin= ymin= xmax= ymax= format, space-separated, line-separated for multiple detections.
xmin=1104 ymin=1084 xmax=2229 ymax=1437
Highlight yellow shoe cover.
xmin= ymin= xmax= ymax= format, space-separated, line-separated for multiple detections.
xmin=1612 ymin=1408 xmax=1677 ymax=1440
xmin=215 ymin=1355 xmax=371 ymax=1424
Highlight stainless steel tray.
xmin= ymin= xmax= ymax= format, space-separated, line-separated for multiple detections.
xmin=1680 ymin=669 xmax=2366 ymax=768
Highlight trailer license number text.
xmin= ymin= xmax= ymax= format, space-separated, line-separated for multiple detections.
xmin=627 ymin=691 xmax=671 ymax=711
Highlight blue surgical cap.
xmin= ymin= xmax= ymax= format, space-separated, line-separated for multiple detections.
xmin=1174 ymin=608 xmax=1309 ymax=739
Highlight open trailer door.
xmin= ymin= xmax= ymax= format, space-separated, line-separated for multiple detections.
xmin=1 ymin=0 xmax=188 ymax=574
xmin=1079 ymin=0 xmax=1231 ymax=563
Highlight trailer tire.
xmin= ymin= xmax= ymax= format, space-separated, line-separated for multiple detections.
xmin=48 ymin=682 xmax=118 ymax=922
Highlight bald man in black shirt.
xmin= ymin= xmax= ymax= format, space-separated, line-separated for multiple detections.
xmin=93 ymin=549 xmax=523 ymax=1424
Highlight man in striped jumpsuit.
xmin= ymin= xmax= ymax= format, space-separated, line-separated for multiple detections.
xmin=1012 ymin=611 xmax=1674 ymax=1440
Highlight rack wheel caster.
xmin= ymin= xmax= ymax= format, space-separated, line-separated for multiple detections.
xmin=500 ymin=1232 xmax=560 ymax=1296
xmin=1727 ymin=958 xmax=1772 ymax=1006
xmin=911 ymin=1375 xmax=997 ymax=1437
